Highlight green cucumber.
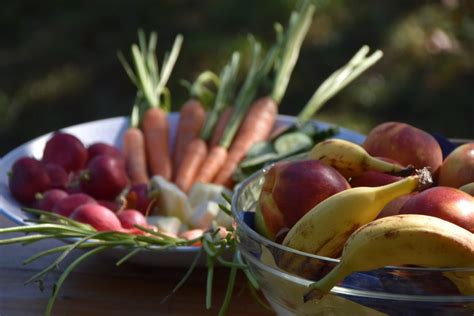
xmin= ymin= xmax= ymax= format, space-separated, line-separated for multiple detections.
xmin=274 ymin=132 xmax=313 ymax=155
xmin=246 ymin=141 xmax=275 ymax=159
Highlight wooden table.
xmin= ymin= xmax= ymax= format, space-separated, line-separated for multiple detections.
xmin=0 ymin=215 xmax=275 ymax=316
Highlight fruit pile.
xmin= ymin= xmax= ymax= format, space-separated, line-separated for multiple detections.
xmin=255 ymin=120 xmax=474 ymax=298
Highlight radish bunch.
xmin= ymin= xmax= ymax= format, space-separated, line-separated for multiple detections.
xmin=8 ymin=132 xmax=152 ymax=233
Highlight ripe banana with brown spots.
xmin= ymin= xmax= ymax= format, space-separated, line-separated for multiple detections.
xmin=304 ymin=214 xmax=474 ymax=301
xmin=309 ymin=138 xmax=413 ymax=178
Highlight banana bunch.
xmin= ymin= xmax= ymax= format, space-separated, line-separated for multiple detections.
xmin=278 ymin=169 xmax=432 ymax=276
xmin=309 ymin=138 xmax=413 ymax=178
xmin=303 ymin=214 xmax=474 ymax=301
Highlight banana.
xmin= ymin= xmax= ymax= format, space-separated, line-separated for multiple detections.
xmin=304 ymin=214 xmax=474 ymax=301
xmin=309 ymin=138 xmax=412 ymax=178
xmin=279 ymin=169 xmax=432 ymax=276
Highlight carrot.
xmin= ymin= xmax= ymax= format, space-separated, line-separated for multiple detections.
xmin=209 ymin=107 xmax=234 ymax=148
xmin=174 ymin=138 xmax=208 ymax=192
xmin=142 ymin=107 xmax=172 ymax=180
xmin=123 ymin=127 xmax=149 ymax=185
xmin=195 ymin=39 xmax=279 ymax=185
xmin=172 ymin=71 xmax=219 ymax=174
xmin=173 ymin=53 xmax=240 ymax=190
xmin=213 ymin=3 xmax=315 ymax=186
xmin=118 ymin=30 xmax=183 ymax=181
xmin=172 ymin=99 xmax=206 ymax=173
xmin=213 ymin=97 xmax=277 ymax=186
xmin=194 ymin=145 xmax=228 ymax=184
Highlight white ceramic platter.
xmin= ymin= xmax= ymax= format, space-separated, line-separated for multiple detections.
xmin=0 ymin=113 xmax=365 ymax=266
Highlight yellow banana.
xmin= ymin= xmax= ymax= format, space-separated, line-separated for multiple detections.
xmin=279 ymin=169 xmax=432 ymax=275
xmin=304 ymin=214 xmax=474 ymax=301
xmin=309 ymin=138 xmax=412 ymax=178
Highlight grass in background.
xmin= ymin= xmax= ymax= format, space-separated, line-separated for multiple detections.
xmin=0 ymin=0 xmax=472 ymax=155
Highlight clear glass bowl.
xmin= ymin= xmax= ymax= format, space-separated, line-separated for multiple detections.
xmin=231 ymin=169 xmax=474 ymax=316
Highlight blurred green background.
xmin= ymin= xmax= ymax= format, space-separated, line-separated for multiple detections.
xmin=1 ymin=0 xmax=473 ymax=156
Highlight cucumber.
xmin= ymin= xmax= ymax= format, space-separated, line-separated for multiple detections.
xmin=240 ymin=152 xmax=281 ymax=172
xmin=274 ymin=132 xmax=313 ymax=155
xmin=246 ymin=141 xmax=275 ymax=159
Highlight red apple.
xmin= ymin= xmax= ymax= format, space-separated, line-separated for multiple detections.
xmin=399 ymin=186 xmax=474 ymax=232
xmin=376 ymin=193 xmax=415 ymax=219
xmin=363 ymin=122 xmax=443 ymax=173
xmin=256 ymin=159 xmax=350 ymax=240
xmin=438 ymin=143 xmax=474 ymax=188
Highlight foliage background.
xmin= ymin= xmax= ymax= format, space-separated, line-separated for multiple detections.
xmin=0 ymin=0 xmax=473 ymax=156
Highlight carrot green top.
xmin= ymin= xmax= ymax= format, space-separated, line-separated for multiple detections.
xmin=118 ymin=29 xmax=183 ymax=128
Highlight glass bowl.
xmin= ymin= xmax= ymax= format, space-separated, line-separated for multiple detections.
xmin=231 ymin=169 xmax=474 ymax=316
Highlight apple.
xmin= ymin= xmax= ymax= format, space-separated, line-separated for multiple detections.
xmin=376 ymin=193 xmax=415 ymax=219
xmin=256 ymin=159 xmax=350 ymax=240
xmin=399 ymin=186 xmax=474 ymax=232
xmin=438 ymin=143 xmax=474 ymax=188
xmin=362 ymin=122 xmax=443 ymax=173
xmin=350 ymin=157 xmax=403 ymax=187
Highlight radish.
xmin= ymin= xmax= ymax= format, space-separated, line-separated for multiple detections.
xmin=117 ymin=209 xmax=148 ymax=229
xmin=45 ymin=163 xmax=70 ymax=189
xmin=87 ymin=142 xmax=124 ymax=165
xmin=34 ymin=189 xmax=69 ymax=211
xmin=70 ymin=203 xmax=123 ymax=231
xmin=52 ymin=193 xmax=97 ymax=217
xmin=9 ymin=157 xmax=51 ymax=205
xmin=125 ymin=183 xmax=152 ymax=214
xmin=42 ymin=132 xmax=88 ymax=172
xmin=97 ymin=199 xmax=121 ymax=213
xmin=80 ymin=154 xmax=129 ymax=200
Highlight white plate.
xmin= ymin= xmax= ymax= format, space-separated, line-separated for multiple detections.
xmin=0 ymin=113 xmax=365 ymax=266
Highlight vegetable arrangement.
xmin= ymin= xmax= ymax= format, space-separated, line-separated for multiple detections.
xmin=1 ymin=0 xmax=388 ymax=315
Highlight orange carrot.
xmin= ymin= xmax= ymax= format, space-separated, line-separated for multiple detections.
xmin=172 ymin=99 xmax=206 ymax=174
xmin=174 ymin=138 xmax=208 ymax=192
xmin=194 ymin=146 xmax=228 ymax=184
xmin=197 ymin=37 xmax=279 ymax=185
xmin=142 ymin=107 xmax=172 ymax=180
xmin=119 ymin=30 xmax=183 ymax=181
xmin=212 ymin=4 xmax=315 ymax=186
xmin=209 ymin=107 xmax=234 ymax=148
xmin=123 ymin=127 xmax=149 ymax=185
xmin=174 ymin=53 xmax=240 ymax=189
xmin=213 ymin=96 xmax=278 ymax=186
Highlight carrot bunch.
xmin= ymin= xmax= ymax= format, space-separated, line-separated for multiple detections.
xmin=118 ymin=29 xmax=183 ymax=184
xmin=174 ymin=52 xmax=241 ymax=192
xmin=172 ymin=71 xmax=220 ymax=175
xmin=212 ymin=1 xmax=316 ymax=187
xmin=117 ymin=1 xmax=382 ymax=195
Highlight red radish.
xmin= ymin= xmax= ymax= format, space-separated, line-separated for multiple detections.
xmin=87 ymin=142 xmax=124 ymax=164
xmin=42 ymin=132 xmax=88 ymax=172
xmin=45 ymin=163 xmax=69 ymax=189
xmin=70 ymin=203 xmax=123 ymax=231
xmin=117 ymin=209 xmax=148 ymax=229
xmin=53 ymin=193 xmax=97 ymax=217
xmin=126 ymin=183 xmax=152 ymax=214
xmin=80 ymin=155 xmax=129 ymax=200
xmin=34 ymin=189 xmax=69 ymax=211
xmin=9 ymin=157 xmax=50 ymax=205
xmin=97 ymin=200 xmax=120 ymax=213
